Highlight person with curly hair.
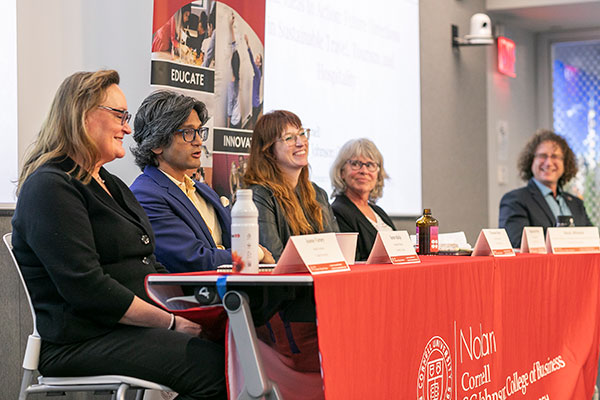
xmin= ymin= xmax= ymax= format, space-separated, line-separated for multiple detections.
xmin=499 ymin=129 xmax=592 ymax=248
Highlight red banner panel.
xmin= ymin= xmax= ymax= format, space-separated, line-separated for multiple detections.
xmin=145 ymin=254 xmax=600 ymax=399
xmin=313 ymin=254 xmax=600 ymax=399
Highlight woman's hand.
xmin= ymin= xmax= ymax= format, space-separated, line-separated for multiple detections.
xmin=120 ymin=296 xmax=204 ymax=337
xmin=259 ymin=244 xmax=275 ymax=264
xmin=174 ymin=315 xmax=203 ymax=336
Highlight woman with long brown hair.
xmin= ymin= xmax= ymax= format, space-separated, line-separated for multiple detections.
xmin=243 ymin=110 xmax=338 ymax=261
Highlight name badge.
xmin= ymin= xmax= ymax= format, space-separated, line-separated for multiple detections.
xmin=274 ymin=232 xmax=351 ymax=274
xmin=545 ymin=227 xmax=600 ymax=254
xmin=366 ymin=231 xmax=420 ymax=265
xmin=472 ymin=229 xmax=515 ymax=257
xmin=520 ymin=227 xmax=547 ymax=254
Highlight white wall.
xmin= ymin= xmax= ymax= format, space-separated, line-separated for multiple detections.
xmin=412 ymin=0 xmax=490 ymax=244
xmin=486 ymin=25 xmax=538 ymax=228
xmin=487 ymin=0 xmax=599 ymax=10
xmin=0 ymin=0 xmax=18 ymax=207
xmin=17 ymin=0 xmax=154 ymax=186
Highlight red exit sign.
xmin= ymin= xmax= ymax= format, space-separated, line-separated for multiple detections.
xmin=497 ymin=36 xmax=516 ymax=78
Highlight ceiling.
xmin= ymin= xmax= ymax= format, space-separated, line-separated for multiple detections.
xmin=487 ymin=1 xmax=600 ymax=32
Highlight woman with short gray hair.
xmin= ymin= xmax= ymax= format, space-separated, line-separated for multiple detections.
xmin=330 ymin=138 xmax=395 ymax=261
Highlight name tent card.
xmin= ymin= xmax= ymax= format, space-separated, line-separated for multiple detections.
xmin=545 ymin=227 xmax=600 ymax=254
xmin=520 ymin=227 xmax=547 ymax=254
xmin=274 ymin=232 xmax=350 ymax=274
xmin=471 ymin=229 xmax=515 ymax=257
xmin=366 ymin=231 xmax=420 ymax=265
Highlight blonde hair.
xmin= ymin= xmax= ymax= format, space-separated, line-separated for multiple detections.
xmin=17 ymin=70 xmax=120 ymax=192
xmin=243 ymin=110 xmax=323 ymax=235
xmin=330 ymin=138 xmax=388 ymax=201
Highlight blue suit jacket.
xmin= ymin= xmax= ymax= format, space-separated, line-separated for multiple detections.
xmin=499 ymin=179 xmax=592 ymax=248
xmin=130 ymin=166 xmax=232 ymax=272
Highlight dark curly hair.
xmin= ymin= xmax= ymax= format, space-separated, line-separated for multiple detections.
xmin=517 ymin=129 xmax=578 ymax=188
xmin=131 ymin=90 xmax=208 ymax=170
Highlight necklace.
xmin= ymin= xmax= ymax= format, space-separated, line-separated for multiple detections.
xmin=93 ymin=175 xmax=105 ymax=184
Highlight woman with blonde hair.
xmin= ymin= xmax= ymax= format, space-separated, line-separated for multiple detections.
xmin=330 ymin=138 xmax=395 ymax=261
xmin=12 ymin=70 xmax=225 ymax=399
xmin=243 ymin=110 xmax=338 ymax=261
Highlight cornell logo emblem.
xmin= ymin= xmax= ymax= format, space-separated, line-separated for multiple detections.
xmin=417 ymin=336 xmax=453 ymax=400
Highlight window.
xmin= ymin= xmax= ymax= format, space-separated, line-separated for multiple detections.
xmin=552 ymin=39 xmax=600 ymax=225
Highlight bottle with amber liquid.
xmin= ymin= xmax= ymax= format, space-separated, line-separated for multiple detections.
xmin=416 ymin=208 xmax=439 ymax=255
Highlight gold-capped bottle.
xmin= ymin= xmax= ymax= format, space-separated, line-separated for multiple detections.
xmin=416 ymin=209 xmax=439 ymax=255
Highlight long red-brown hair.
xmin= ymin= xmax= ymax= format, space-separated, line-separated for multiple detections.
xmin=243 ymin=110 xmax=323 ymax=235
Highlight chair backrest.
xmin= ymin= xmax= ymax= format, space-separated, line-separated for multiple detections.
xmin=2 ymin=233 xmax=174 ymax=393
xmin=3 ymin=232 xmax=38 ymax=335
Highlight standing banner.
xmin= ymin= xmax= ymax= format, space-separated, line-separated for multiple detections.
xmin=151 ymin=0 xmax=265 ymax=201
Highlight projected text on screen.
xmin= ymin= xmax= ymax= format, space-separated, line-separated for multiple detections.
xmin=264 ymin=0 xmax=421 ymax=216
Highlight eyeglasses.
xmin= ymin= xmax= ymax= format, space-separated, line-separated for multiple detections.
xmin=176 ymin=127 xmax=209 ymax=142
xmin=278 ymin=129 xmax=310 ymax=146
xmin=346 ymin=159 xmax=379 ymax=172
xmin=97 ymin=105 xmax=132 ymax=126
xmin=534 ymin=153 xmax=564 ymax=162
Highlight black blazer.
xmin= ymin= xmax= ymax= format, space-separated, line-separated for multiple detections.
xmin=499 ymin=179 xmax=592 ymax=248
xmin=331 ymin=194 xmax=396 ymax=261
xmin=11 ymin=158 xmax=166 ymax=344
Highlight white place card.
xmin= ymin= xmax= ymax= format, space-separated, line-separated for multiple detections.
xmin=545 ymin=227 xmax=600 ymax=254
xmin=471 ymin=229 xmax=515 ymax=257
xmin=520 ymin=227 xmax=547 ymax=254
xmin=273 ymin=232 xmax=350 ymax=274
xmin=366 ymin=231 xmax=420 ymax=265
xmin=438 ymin=231 xmax=470 ymax=249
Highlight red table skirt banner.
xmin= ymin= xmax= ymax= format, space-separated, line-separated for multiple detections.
xmin=312 ymin=254 xmax=600 ymax=400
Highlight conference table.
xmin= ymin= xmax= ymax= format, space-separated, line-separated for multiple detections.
xmin=147 ymin=253 xmax=600 ymax=400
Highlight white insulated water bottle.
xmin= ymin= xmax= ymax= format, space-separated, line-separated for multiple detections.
xmin=231 ymin=189 xmax=259 ymax=273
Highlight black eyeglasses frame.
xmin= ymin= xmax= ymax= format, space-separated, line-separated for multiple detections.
xmin=176 ymin=127 xmax=210 ymax=143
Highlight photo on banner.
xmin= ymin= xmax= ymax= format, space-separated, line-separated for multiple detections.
xmin=151 ymin=0 xmax=264 ymax=200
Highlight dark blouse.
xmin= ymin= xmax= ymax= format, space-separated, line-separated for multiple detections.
xmin=248 ymin=182 xmax=339 ymax=261
xmin=332 ymin=193 xmax=396 ymax=261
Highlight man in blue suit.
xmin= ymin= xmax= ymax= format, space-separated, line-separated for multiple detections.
xmin=499 ymin=130 xmax=592 ymax=248
xmin=130 ymin=91 xmax=272 ymax=272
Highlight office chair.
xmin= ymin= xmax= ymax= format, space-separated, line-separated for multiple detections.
xmin=3 ymin=233 xmax=174 ymax=400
